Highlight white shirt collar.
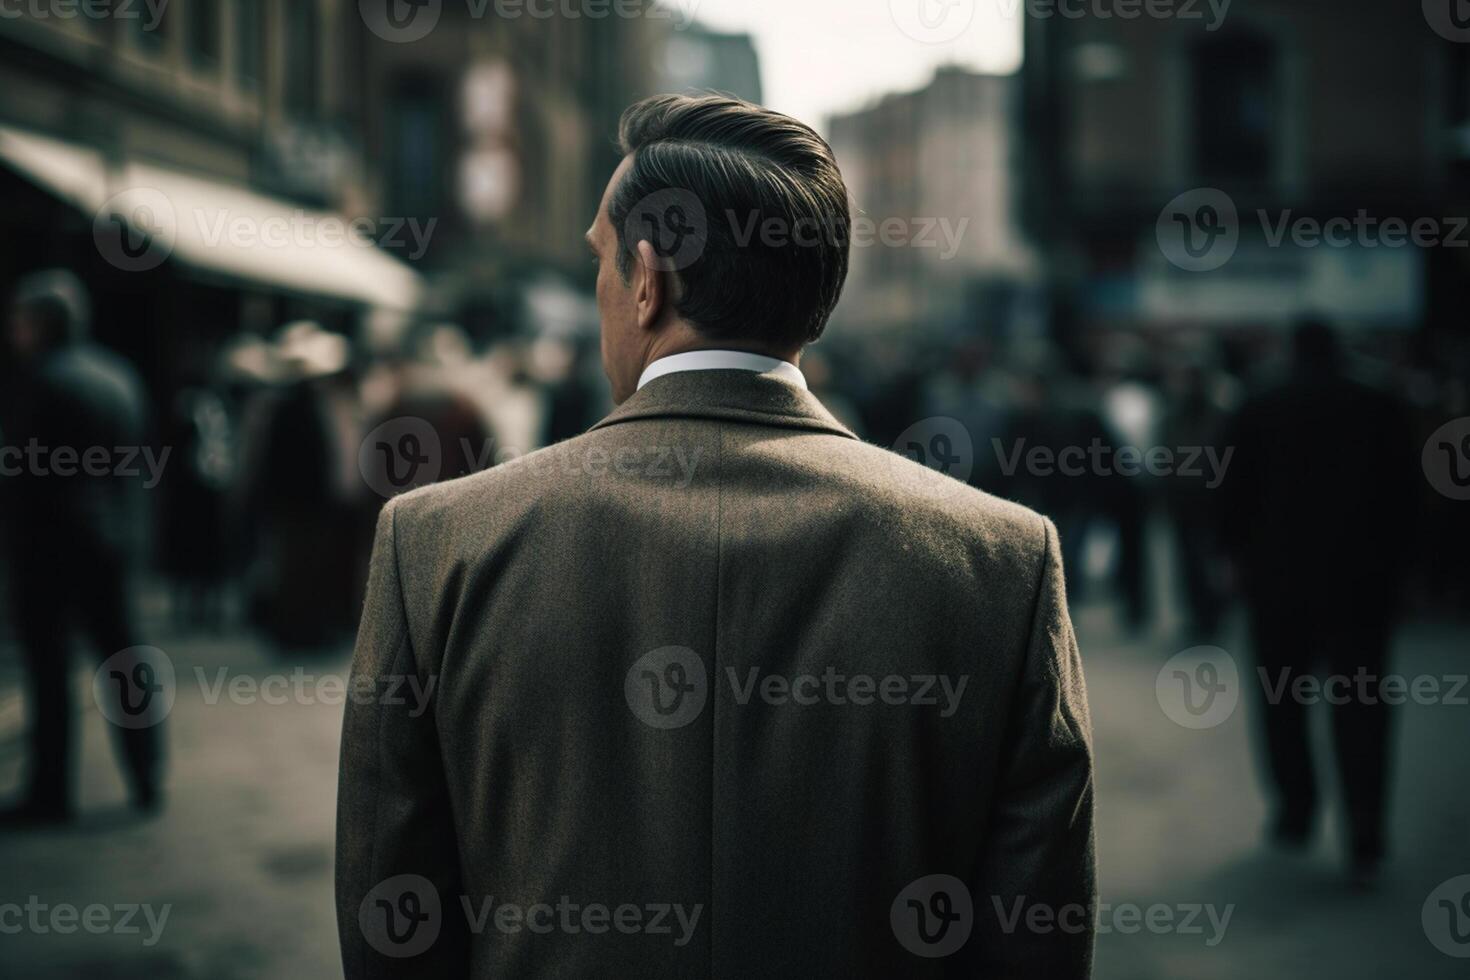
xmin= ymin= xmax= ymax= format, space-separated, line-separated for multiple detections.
xmin=636 ymin=349 xmax=807 ymax=391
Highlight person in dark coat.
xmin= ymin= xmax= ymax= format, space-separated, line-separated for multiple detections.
xmin=161 ymin=384 xmax=236 ymax=631
xmin=1160 ymin=362 xmax=1229 ymax=640
xmin=238 ymin=322 xmax=358 ymax=653
xmin=541 ymin=338 xmax=606 ymax=446
xmin=1220 ymin=320 xmax=1416 ymax=883
xmin=0 ymin=269 xmax=165 ymax=823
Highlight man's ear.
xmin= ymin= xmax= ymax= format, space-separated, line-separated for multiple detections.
xmin=634 ymin=238 xmax=666 ymax=332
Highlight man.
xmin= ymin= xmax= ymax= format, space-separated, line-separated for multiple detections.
xmin=0 ymin=270 xmax=164 ymax=823
xmin=1220 ymin=320 xmax=1416 ymax=884
xmin=337 ymin=95 xmax=1095 ymax=977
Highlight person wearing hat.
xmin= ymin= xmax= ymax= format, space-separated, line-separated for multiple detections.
xmin=237 ymin=320 xmax=362 ymax=652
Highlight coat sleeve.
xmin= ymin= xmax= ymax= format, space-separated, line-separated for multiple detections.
xmin=336 ymin=497 xmax=470 ymax=978
xmin=970 ymin=517 xmax=1097 ymax=979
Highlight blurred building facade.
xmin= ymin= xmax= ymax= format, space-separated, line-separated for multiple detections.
xmin=828 ymin=67 xmax=1036 ymax=340
xmin=0 ymin=0 xmax=358 ymax=202
xmin=1021 ymin=0 xmax=1469 ymax=338
xmin=0 ymin=0 xmax=420 ymax=394
xmin=0 ymin=3 xmax=720 ymax=366
xmin=655 ymin=21 xmax=762 ymax=104
xmin=356 ymin=6 xmax=700 ymax=340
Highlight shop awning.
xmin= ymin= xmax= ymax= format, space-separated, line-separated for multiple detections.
xmin=0 ymin=125 xmax=108 ymax=213
xmin=0 ymin=124 xmax=425 ymax=313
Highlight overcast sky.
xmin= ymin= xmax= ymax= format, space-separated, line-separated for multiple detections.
xmin=685 ymin=0 xmax=1024 ymax=131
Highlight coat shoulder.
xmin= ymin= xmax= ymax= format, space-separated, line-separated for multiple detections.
xmin=818 ymin=434 xmax=1053 ymax=569
xmin=384 ymin=431 xmax=600 ymax=526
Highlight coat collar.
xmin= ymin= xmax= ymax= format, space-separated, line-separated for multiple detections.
xmin=590 ymin=369 xmax=858 ymax=440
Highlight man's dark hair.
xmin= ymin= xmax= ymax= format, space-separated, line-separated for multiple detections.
xmin=609 ymin=94 xmax=851 ymax=349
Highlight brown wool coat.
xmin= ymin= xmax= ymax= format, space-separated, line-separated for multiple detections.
xmin=337 ymin=369 xmax=1095 ymax=979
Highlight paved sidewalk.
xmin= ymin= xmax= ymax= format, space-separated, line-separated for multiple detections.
xmin=1081 ymin=607 xmax=1470 ymax=979
xmin=0 ymin=631 xmax=349 ymax=979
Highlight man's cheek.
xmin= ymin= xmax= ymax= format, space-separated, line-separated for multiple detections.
xmin=596 ymin=263 xmax=618 ymax=311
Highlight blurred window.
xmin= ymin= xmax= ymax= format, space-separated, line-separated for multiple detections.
xmin=285 ymin=1 xmax=320 ymax=118
xmin=189 ymin=0 xmax=222 ymax=72
xmin=1190 ymin=31 xmax=1278 ymax=184
xmin=391 ymin=76 xmax=446 ymax=220
xmin=236 ymin=0 xmax=263 ymax=90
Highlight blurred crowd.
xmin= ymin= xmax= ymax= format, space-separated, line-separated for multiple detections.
xmin=5 ymin=269 xmax=1469 ymax=664
xmin=830 ymin=323 xmax=1470 ymax=634
xmin=4 ymin=267 xmax=1470 ymax=859
xmin=148 ymin=316 xmax=613 ymax=653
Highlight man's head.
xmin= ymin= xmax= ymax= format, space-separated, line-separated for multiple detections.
xmin=586 ymin=95 xmax=852 ymax=403
xmin=7 ymin=268 xmax=90 ymax=363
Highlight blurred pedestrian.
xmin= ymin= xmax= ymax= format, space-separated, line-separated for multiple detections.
xmin=0 ymin=269 xmax=165 ymax=823
xmin=919 ymin=340 xmax=1008 ymax=489
xmin=1220 ymin=319 xmax=1417 ymax=884
xmin=541 ymin=337 xmax=606 ymax=446
xmin=801 ymin=348 xmax=865 ymax=437
xmin=1160 ymin=360 xmax=1229 ymax=640
xmin=238 ymin=322 xmax=358 ymax=654
xmin=161 ymin=383 xmax=237 ymax=632
xmin=364 ymin=323 xmax=497 ymax=492
xmin=997 ymin=354 xmax=1113 ymax=612
xmin=1098 ymin=358 xmax=1161 ymax=632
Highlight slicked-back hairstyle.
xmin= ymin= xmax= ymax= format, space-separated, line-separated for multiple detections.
xmin=608 ymin=94 xmax=852 ymax=349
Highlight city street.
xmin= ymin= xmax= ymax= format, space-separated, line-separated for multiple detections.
xmin=1 ymin=593 xmax=1467 ymax=978
xmin=2 ymin=1 xmax=1467 ymax=976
